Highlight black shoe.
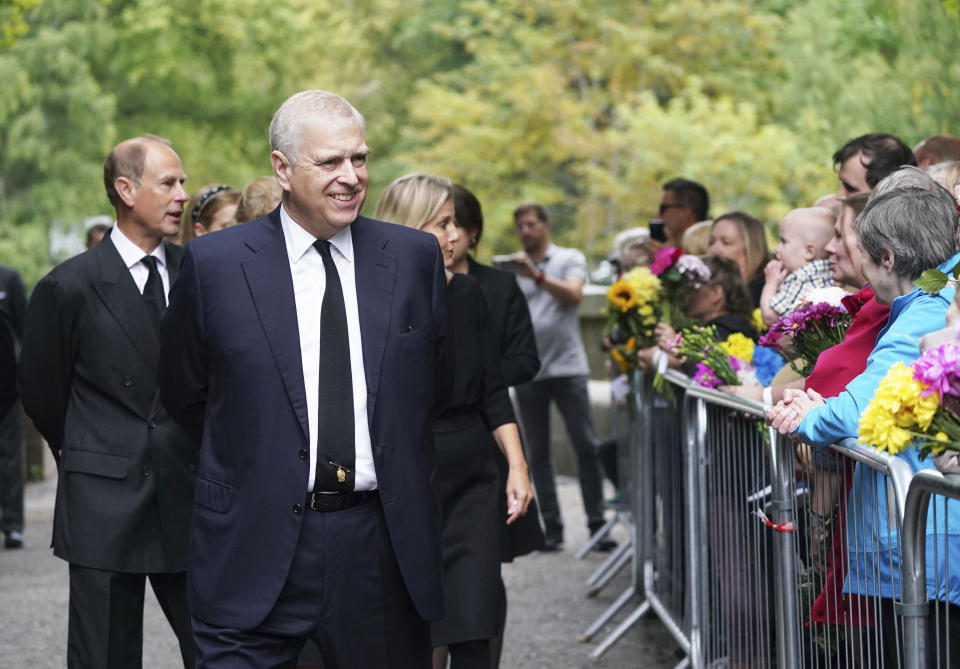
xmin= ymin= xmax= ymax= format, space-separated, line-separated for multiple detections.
xmin=4 ymin=531 xmax=23 ymax=549
xmin=593 ymin=536 xmax=617 ymax=553
xmin=541 ymin=535 xmax=564 ymax=552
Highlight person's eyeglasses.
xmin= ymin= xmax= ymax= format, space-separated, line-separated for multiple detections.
xmin=658 ymin=202 xmax=685 ymax=215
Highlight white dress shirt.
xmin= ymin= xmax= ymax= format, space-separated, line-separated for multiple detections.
xmin=109 ymin=224 xmax=170 ymax=300
xmin=280 ymin=205 xmax=377 ymax=492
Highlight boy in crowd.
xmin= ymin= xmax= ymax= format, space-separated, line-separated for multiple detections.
xmin=760 ymin=207 xmax=837 ymax=326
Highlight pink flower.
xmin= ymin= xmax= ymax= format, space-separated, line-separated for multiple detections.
xmin=693 ymin=362 xmax=721 ymax=388
xmin=913 ymin=343 xmax=960 ymax=398
xmin=650 ymin=247 xmax=683 ymax=275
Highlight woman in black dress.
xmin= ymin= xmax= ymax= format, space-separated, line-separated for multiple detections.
xmin=449 ymin=184 xmax=544 ymax=668
xmin=374 ymin=173 xmax=533 ymax=669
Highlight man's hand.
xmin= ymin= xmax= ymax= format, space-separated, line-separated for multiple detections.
xmin=510 ymin=251 xmax=539 ymax=280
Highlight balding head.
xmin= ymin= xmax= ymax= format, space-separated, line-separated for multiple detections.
xmin=103 ymin=135 xmax=174 ymax=210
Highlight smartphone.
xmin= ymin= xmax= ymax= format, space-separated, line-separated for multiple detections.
xmin=649 ymin=218 xmax=666 ymax=243
xmin=492 ymin=255 xmax=525 ymax=273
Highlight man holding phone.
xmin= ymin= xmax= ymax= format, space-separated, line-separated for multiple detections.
xmin=656 ymin=178 xmax=710 ymax=248
xmin=507 ymin=203 xmax=613 ymax=553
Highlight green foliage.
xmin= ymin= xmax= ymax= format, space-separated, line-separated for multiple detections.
xmin=2 ymin=0 xmax=959 ymax=287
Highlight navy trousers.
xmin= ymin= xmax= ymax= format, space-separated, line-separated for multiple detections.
xmin=193 ymin=496 xmax=430 ymax=669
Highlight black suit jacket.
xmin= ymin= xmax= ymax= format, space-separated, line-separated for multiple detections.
xmin=159 ymin=210 xmax=451 ymax=629
xmin=18 ymin=233 xmax=197 ymax=572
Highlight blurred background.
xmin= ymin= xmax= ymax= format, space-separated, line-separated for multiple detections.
xmin=1 ymin=0 xmax=958 ymax=286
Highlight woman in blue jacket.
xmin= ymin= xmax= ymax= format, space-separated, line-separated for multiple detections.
xmin=768 ymin=182 xmax=960 ymax=666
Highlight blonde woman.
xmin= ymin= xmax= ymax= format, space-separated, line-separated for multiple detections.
xmin=375 ymin=173 xmax=533 ymax=669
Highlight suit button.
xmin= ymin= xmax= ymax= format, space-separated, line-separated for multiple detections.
xmin=148 ymin=421 xmax=157 ymax=429
xmin=298 ymin=450 xmax=308 ymax=460
xmin=292 ymin=504 xmax=303 ymax=515
xmin=122 ymin=377 xmax=133 ymax=388
xmin=141 ymin=465 xmax=152 ymax=477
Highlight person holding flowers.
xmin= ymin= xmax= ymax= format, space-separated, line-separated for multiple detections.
xmin=766 ymin=182 xmax=960 ymax=665
xmin=638 ymin=255 xmax=757 ymax=376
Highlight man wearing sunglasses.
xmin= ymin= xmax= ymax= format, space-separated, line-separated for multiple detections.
xmin=658 ymin=178 xmax=710 ymax=248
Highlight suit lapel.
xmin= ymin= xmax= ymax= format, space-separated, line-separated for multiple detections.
xmin=92 ymin=235 xmax=160 ymax=376
xmin=241 ymin=213 xmax=309 ymax=441
xmin=352 ymin=217 xmax=396 ymax=426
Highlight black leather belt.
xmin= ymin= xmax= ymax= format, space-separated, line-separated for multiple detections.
xmin=306 ymin=489 xmax=377 ymax=513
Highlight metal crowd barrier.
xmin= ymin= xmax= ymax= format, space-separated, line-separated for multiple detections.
xmin=902 ymin=471 xmax=960 ymax=669
xmin=581 ymin=369 xmax=960 ymax=669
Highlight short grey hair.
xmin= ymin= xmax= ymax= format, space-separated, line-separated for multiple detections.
xmin=871 ymin=165 xmax=947 ymax=199
xmin=269 ymin=90 xmax=365 ymax=164
xmin=855 ymin=186 xmax=959 ymax=280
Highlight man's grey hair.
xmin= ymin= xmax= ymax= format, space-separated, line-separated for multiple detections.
xmin=269 ymin=90 xmax=365 ymax=164
xmin=855 ymin=186 xmax=958 ymax=280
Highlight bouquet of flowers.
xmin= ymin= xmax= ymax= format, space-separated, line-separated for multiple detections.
xmin=649 ymin=247 xmax=710 ymax=329
xmin=674 ymin=326 xmax=756 ymax=388
xmin=604 ymin=266 xmax=662 ymax=376
xmin=758 ymin=301 xmax=852 ymax=377
xmin=858 ymin=343 xmax=960 ymax=461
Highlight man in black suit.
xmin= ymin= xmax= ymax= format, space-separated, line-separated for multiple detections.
xmin=18 ymin=136 xmax=197 ymax=667
xmin=0 ymin=263 xmax=26 ymax=549
xmin=159 ymin=90 xmax=451 ymax=668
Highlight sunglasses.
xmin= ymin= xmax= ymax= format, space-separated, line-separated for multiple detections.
xmin=658 ymin=202 xmax=685 ymax=215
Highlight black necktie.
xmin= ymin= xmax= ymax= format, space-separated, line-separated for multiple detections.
xmin=313 ymin=240 xmax=355 ymax=491
xmin=141 ymin=256 xmax=165 ymax=325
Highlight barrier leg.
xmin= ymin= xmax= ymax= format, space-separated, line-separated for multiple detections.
xmin=578 ymin=585 xmax=636 ymax=642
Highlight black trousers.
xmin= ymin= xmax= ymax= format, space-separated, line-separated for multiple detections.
xmin=195 ymin=497 xmax=430 ymax=669
xmin=0 ymin=400 xmax=24 ymax=535
xmin=514 ymin=375 xmax=606 ymax=538
xmin=67 ymin=565 xmax=194 ymax=669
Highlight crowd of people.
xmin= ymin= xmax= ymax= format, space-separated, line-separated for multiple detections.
xmin=3 ymin=86 xmax=960 ymax=668
xmin=627 ymin=133 xmax=960 ymax=667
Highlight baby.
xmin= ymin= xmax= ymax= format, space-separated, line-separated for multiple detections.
xmin=760 ymin=207 xmax=837 ymax=326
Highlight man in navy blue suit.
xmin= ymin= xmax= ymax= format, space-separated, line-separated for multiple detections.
xmin=159 ymin=90 xmax=451 ymax=668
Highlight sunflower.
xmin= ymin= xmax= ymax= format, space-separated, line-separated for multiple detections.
xmin=607 ymin=281 xmax=637 ymax=312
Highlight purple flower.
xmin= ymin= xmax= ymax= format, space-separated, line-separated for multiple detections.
xmin=913 ymin=343 xmax=960 ymax=398
xmin=692 ymin=362 xmax=721 ymax=388
xmin=729 ymin=355 xmax=743 ymax=372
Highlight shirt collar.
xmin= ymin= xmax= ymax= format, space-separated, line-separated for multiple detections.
xmin=537 ymin=243 xmax=557 ymax=264
xmin=280 ymin=204 xmax=354 ymax=265
xmin=110 ymin=224 xmax=167 ymax=270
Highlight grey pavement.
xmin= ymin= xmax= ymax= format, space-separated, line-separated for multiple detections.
xmin=1 ymin=469 xmax=676 ymax=668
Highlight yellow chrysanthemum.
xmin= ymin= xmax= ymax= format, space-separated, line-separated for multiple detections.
xmin=858 ymin=361 xmax=939 ymax=453
xmin=622 ymin=266 xmax=661 ymax=306
xmin=719 ymin=332 xmax=755 ymax=364
xmin=750 ymin=308 xmax=767 ymax=334
xmin=607 ymin=281 xmax=637 ymax=312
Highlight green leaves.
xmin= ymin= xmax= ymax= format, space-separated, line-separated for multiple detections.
xmin=915 ymin=265 xmax=960 ymax=295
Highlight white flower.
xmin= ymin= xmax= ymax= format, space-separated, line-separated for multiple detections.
xmin=803 ymin=286 xmax=849 ymax=308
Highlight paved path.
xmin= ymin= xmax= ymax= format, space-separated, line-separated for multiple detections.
xmin=0 ymin=472 xmax=676 ymax=667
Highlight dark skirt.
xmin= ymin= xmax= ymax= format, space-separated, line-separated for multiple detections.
xmin=430 ymin=413 xmax=502 ymax=646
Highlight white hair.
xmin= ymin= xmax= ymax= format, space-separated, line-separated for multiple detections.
xmin=268 ymin=90 xmax=365 ymax=164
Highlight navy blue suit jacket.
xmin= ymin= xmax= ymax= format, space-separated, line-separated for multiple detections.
xmin=159 ymin=208 xmax=450 ymax=629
